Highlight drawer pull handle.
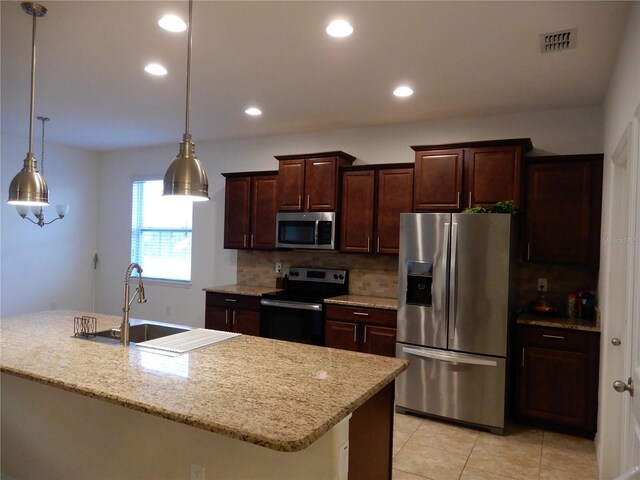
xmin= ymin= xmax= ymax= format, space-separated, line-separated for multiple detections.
xmin=225 ymin=298 xmax=238 ymax=302
xmin=353 ymin=312 xmax=369 ymax=317
xmin=542 ymin=334 xmax=565 ymax=339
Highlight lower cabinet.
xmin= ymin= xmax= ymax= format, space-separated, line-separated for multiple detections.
xmin=324 ymin=304 xmax=397 ymax=357
xmin=205 ymin=292 xmax=261 ymax=336
xmin=515 ymin=324 xmax=600 ymax=437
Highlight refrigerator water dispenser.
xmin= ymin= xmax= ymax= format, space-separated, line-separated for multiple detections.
xmin=406 ymin=260 xmax=433 ymax=306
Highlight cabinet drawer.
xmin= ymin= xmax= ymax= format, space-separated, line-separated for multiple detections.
xmin=206 ymin=292 xmax=261 ymax=311
xmin=521 ymin=325 xmax=588 ymax=351
xmin=324 ymin=304 xmax=397 ymax=327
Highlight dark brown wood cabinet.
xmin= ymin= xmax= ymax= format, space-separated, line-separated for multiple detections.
xmin=324 ymin=304 xmax=397 ymax=357
xmin=515 ymin=323 xmax=600 ymax=437
xmin=340 ymin=164 xmax=414 ymax=254
xmin=412 ymin=139 xmax=532 ymax=212
xmin=275 ymin=151 xmax=356 ymax=212
xmin=205 ymin=292 xmax=261 ymax=336
xmin=223 ymin=171 xmax=278 ymax=250
xmin=525 ymin=154 xmax=603 ymax=265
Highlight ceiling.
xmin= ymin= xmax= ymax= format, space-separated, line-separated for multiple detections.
xmin=0 ymin=1 xmax=631 ymax=152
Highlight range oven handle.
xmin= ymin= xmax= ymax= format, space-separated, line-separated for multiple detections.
xmin=402 ymin=346 xmax=498 ymax=367
xmin=260 ymin=299 xmax=323 ymax=312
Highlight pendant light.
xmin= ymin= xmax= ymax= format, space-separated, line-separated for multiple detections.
xmin=163 ymin=0 xmax=209 ymax=201
xmin=7 ymin=2 xmax=49 ymax=207
xmin=15 ymin=116 xmax=69 ymax=227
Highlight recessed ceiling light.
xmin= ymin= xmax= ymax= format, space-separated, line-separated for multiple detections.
xmin=144 ymin=63 xmax=168 ymax=76
xmin=393 ymin=86 xmax=414 ymax=97
xmin=326 ymin=19 xmax=353 ymax=38
xmin=245 ymin=107 xmax=262 ymax=116
xmin=158 ymin=14 xmax=187 ymax=32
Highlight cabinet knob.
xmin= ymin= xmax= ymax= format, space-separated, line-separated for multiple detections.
xmin=611 ymin=337 xmax=622 ymax=346
xmin=613 ymin=377 xmax=634 ymax=397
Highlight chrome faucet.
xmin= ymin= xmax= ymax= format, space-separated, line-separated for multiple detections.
xmin=121 ymin=262 xmax=147 ymax=346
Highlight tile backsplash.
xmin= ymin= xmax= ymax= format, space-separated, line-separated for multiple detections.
xmin=237 ymin=250 xmax=399 ymax=298
xmin=237 ymin=250 xmax=599 ymax=312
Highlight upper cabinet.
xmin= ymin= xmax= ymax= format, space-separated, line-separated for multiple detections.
xmin=275 ymin=151 xmax=356 ymax=212
xmin=223 ymin=171 xmax=278 ymax=250
xmin=412 ymin=139 xmax=532 ymax=212
xmin=340 ymin=164 xmax=414 ymax=254
xmin=525 ymin=154 xmax=603 ymax=266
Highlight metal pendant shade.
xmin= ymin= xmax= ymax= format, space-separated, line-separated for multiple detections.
xmin=7 ymin=2 xmax=49 ymax=207
xmin=163 ymin=134 xmax=209 ymax=201
xmin=163 ymin=0 xmax=209 ymax=201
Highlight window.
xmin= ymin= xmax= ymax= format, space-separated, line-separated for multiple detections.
xmin=131 ymin=179 xmax=193 ymax=282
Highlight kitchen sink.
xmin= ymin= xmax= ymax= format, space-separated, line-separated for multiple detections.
xmin=92 ymin=322 xmax=190 ymax=344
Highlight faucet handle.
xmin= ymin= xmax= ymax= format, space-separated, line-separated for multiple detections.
xmin=137 ymin=281 xmax=147 ymax=303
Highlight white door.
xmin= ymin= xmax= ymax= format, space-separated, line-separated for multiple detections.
xmin=601 ymin=108 xmax=640 ymax=478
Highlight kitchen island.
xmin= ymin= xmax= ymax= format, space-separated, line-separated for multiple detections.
xmin=1 ymin=310 xmax=408 ymax=480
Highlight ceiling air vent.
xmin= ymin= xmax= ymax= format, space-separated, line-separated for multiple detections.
xmin=540 ymin=29 xmax=577 ymax=53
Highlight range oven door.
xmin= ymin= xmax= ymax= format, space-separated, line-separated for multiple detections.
xmin=260 ymin=299 xmax=324 ymax=346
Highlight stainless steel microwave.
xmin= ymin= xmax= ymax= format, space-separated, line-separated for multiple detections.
xmin=275 ymin=212 xmax=336 ymax=250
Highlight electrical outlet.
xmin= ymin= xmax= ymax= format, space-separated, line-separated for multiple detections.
xmin=275 ymin=262 xmax=282 ymax=274
xmin=537 ymin=278 xmax=548 ymax=292
xmin=190 ymin=463 xmax=205 ymax=480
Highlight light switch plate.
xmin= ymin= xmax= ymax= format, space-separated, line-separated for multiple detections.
xmin=537 ymin=278 xmax=547 ymax=292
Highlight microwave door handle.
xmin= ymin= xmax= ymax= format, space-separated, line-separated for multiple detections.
xmin=448 ymin=222 xmax=458 ymax=343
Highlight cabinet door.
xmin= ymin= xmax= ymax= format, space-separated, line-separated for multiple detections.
xmin=340 ymin=170 xmax=375 ymax=253
xmin=376 ymin=168 xmax=414 ymax=254
xmin=305 ymin=157 xmax=338 ymax=211
xmin=526 ymin=161 xmax=595 ymax=264
xmin=251 ymin=175 xmax=278 ymax=249
xmin=414 ymin=149 xmax=463 ymax=212
xmin=466 ymin=146 xmax=522 ymax=209
xmin=277 ymin=159 xmax=305 ymax=211
xmin=361 ymin=325 xmax=396 ymax=357
xmin=519 ymin=346 xmax=588 ymax=427
xmin=232 ymin=309 xmax=260 ymax=336
xmin=224 ymin=177 xmax=251 ymax=249
xmin=205 ymin=306 xmax=231 ymax=332
xmin=325 ymin=320 xmax=359 ymax=352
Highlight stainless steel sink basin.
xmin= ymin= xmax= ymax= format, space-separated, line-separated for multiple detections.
xmin=93 ymin=322 xmax=190 ymax=344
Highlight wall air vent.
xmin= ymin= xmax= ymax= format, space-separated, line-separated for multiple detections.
xmin=540 ymin=29 xmax=577 ymax=53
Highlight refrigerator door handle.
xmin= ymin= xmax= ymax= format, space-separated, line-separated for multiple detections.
xmin=448 ymin=222 xmax=458 ymax=342
xmin=402 ymin=346 xmax=498 ymax=367
xmin=443 ymin=222 xmax=451 ymax=318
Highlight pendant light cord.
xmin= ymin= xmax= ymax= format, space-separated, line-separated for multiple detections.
xmin=184 ymin=0 xmax=193 ymax=137
xmin=28 ymin=11 xmax=37 ymax=155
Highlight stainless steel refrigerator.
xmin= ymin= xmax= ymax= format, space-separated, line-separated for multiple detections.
xmin=395 ymin=212 xmax=515 ymax=434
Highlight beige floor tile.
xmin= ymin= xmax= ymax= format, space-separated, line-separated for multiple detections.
xmin=466 ymin=448 xmax=540 ymax=480
xmin=541 ymin=443 xmax=599 ymax=478
xmin=395 ymin=412 xmax=424 ymax=435
xmin=394 ymin=427 xmax=414 ymax=457
xmin=393 ymin=468 xmax=429 ymax=480
xmin=407 ymin=419 xmax=480 ymax=456
xmin=472 ymin=426 xmax=543 ymax=459
xmin=393 ymin=441 xmax=469 ymax=480
xmin=543 ymin=430 xmax=596 ymax=453
xmin=460 ymin=466 xmax=519 ymax=480
xmin=539 ymin=465 xmax=598 ymax=480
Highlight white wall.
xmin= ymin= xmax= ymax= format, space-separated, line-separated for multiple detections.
xmin=1 ymin=133 xmax=100 ymax=316
xmin=95 ymin=106 xmax=603 ymax=327
xmin=598 ymin=3 xmax=640 ymax=478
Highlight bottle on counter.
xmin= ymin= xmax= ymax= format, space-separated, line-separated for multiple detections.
xmin=567 ymin=293 xmax=578 ymax=318
xmin=581 ymin=291 xmax=595 ymax=321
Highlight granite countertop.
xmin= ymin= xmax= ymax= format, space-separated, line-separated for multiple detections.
xmin=0 ymin=310 xmax=407 ymax=452
xmin=202 ymin=284 xmax=279 ymax=296
xmin=516 ymin=312 xmax=601 ymax=332
xmin=324 ymin=295 xmax=398 ymax=311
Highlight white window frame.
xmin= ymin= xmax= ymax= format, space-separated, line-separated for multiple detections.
xmin=130 ymin=177 xmax=193 ymax=285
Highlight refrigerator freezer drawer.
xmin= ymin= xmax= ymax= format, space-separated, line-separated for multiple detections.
xmin=395 ymin=343 xmax=506 ymax=431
